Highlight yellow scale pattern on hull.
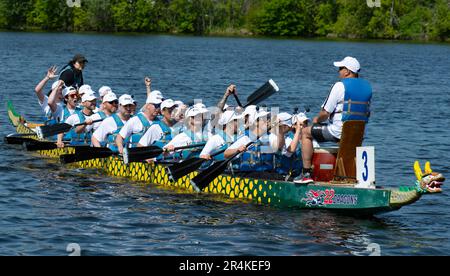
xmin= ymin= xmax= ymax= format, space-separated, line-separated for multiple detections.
xmin=36 ymin=148 xmax=279 ymax=206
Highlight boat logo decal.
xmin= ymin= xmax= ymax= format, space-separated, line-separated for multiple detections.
xmin=301 ymin=189 xmax=358 ymax=207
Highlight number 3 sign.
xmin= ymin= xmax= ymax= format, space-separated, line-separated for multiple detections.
xmin=356 ymin=146 xmax=375 ymax=188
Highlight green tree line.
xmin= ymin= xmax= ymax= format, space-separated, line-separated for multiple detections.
xmin=0 ymin=0 xmax=448 ymax=41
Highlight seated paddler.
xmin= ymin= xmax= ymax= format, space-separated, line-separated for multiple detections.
xmin=80 ymin=88 xmax=116 ymax=132
xmin=48 ymin=85 xmax=80 ymax=125
xmin=295 ymin=56 xmax=373 ymax=184
xmin=274 ymin=112 xmax=313 ymax=178
xmin=163 ymin=105 xmax=211 ymax=160
xmin=115 ymin=91 xmax=163 ymax=154
xmin=224 ymin=110 xmax=279 ymax=172
xmin=91 ymin=94 xmax=134 ymax=151
xmin=137 ymin=99 xmax=179 ymax=149
xmin=199 ymin=110 xmax=242 ymax=161
xmin=56 ymin=91 xmax=98 ymax=147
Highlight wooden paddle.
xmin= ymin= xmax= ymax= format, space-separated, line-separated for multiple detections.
xmin=123 ymin=143 xmax=206 ymax=164
xmin=190 ymin=125 xmax=275 ymax=192
xmin=24 ymin=141 xmax=62 ymax=151
xmin=228 ymin=79 xmax=279 ymax=109
xmin=244 ymin=79 xmax=279 ymax=108
xmin=167 ymin=147 xmax=227 ymax=182
xmin=36 ymin=118 xmax=104 ymax=139
xmin=24 ymin=141 xmax=97 ymax=152
xmin=4 ymin=133 xmax=38 ymax=145
xmin=60 ymin=147 xmax=116 ymax=164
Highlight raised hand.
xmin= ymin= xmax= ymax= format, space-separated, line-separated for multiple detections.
xmin=226 ymin=84 xmax=236 ymax=96
xmin=144 ymin=77 xmax=152 ymax=87
xmin=47 ymin=65 xmax=58 ymax=79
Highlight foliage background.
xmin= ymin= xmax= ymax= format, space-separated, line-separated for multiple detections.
xmin=0 ymin=0 xmax=448 ymax=41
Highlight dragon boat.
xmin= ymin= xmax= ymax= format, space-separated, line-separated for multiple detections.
xmin=4 ymin=101 xmax=445 ymax=215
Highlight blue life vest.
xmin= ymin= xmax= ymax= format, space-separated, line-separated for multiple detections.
xmin=199 ymin=130 xmax=239 ymax=170
xmin=62 ymin=106 xmax=82 ymax=141
xmin=64 ymin=110 xmax=91 ymax=144
xmin=129 ymin=113 xmax=153 ymax=147
xmin=340 ymin=78 xmax=372 ymax=122
xmin=106 ymin=113 xmax=129 ymax=152
xmin=235 ymin=133 xmax=276 ymax=172
xmin=152 ymin=120 xmax=173 ymax=149
xmin=275 ymin=133 xmax=302 ymax=176
xmin=96 ymin=111 xmax=107 ymax=120
xmin=180 ymin=129 xmax=209 ymax=160
xmin=212 ymin=130 xmax=238 ymax=161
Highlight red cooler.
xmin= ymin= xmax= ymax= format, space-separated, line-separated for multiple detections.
xmin=312 ymin=148 xmax=338 ymax=182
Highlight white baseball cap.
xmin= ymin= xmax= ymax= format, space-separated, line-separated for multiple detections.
xmin=185 ymin=106 xmax=209 ymax=117
xmin=243 ymin=105 xmax=258 ymax=124
xmin=243 ymin=105 xmax=257 ymax=116
xmin=152 ymin=90 xmax=164 ymax=99
xmin=102 ymin=92 xmax=118 ymax=103
xmin=174 ymin=100 xmax=184 ymax=107
xmin=292 ymin=112 xmax=311 ymax=124
xmin=333 ymin=56 xmax=361 ymax=74
xmin=277 ymin=112 xmax=293 ymax=127
xmin=146 ymin=91 xmax=164 ymax=105
xmin=63 ymin=86 xmax=77 ymax=97
xmin=161 ymin=99 xmax=176 ymax=110
xmin=78 ymin=84 xmax=92 ymax=96
xmin=82 ymin=92 xmax=97 ymax=103
xmin=218 ymin=110 xmax=243 ymax=125
xmin=119 ymin=94 xmax=134 ymax=106
xmin=193 ymin=102 xmax=206 ymax=109
xmin=255 ymin=110 xmax=270 ymax=121
xmin=99 ymin=86 xmax=113 ymax=97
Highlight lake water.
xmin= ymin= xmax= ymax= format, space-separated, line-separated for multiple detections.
xmin=0 ymin=32 xmax=449 ymax=256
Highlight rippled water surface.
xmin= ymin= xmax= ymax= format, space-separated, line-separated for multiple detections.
xmin=0 ymin=33 xmax=449 ymax=255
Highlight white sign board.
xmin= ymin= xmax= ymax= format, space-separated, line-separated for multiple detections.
xmin=356 ymin=146 xmax=375 ymax=188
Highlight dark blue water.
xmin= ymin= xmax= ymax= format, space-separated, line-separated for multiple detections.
xmin=0 ymin=32 xmax=449 ymax=255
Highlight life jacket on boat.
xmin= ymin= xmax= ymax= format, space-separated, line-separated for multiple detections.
xmin=129 ymin=112 xmax=153 ymax=147
xmin=232 ymin=132 xmax=276 ymax=172
xmin=339 ymin=78 xmax=372 ymax=122
xmin=64 ymin=110 xmax=91 ymax=145
xmin=96 ymin=111 xmax=108 ymax=120
xmin=106 ymin=113 xmax=129 ymax=152
xmin=179 ymin=128 xmax=209 ymax=160
xmin=61 ymin=106 xmax=82 ymax=141
xmin=152 ymin=120 xmax=173 ymax=149
xmin=198 ymin=130 xmax=239 ymax=170
xmin=275 ymin=132 xmax=302 ymax=176
xmin=211 ymin=129 xmax=239 ymax=161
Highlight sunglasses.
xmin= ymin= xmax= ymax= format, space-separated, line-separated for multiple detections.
xmin=67 ymin=94 xmax=78 ymax=99
xmin=107 ymin=100 xmax=119 ymax=105
xmin=339 ymin=67 xmax=346 ymax=71
xmin=153 ymin=103 xmax=161 ymax=109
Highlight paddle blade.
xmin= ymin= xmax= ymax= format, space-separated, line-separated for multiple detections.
xmin=190 ymin=160 xmax=230 ymax=192
xmin=24 ymin=141 xmax=58 ymax=151
xmin=123 ymin=146 xmax=163 ymax=164
xmin=60 ymin=154 xmax=79 ymax=164
xmin=37 ymin=123 xmax=73 ymax=138
xmin=246 ymin=79 xmax=279 ymax=107
xmin=167 ymin=157 xmax=205 ymax=181
xmin=4 ymin=134 xmax=37 ymax=145
xmin=60 ymin=149 xmax=114 ymax=164
xmin=74 ymin=146 xmax=110 ymax=155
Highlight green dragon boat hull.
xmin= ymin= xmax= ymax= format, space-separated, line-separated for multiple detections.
xmin=5 ymin=101 xmax=440 ymax=215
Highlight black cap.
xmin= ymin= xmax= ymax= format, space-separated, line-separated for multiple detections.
xmin=73 ymin=54 xmax=88 ymax=63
